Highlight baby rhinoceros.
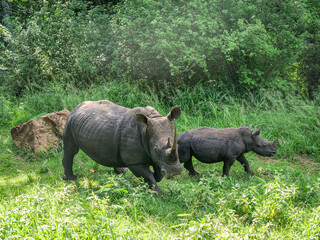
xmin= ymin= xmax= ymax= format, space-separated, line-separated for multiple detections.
xmin=178 ymin=125 xmax=276 ymax=177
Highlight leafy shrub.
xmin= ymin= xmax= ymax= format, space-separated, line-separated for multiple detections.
xmin=3 ymin=1 xmax=116 ymax=94
xmin=111 ymin=0 xmax=307 ymax=91
xmin=2 ymin=0 xmax=319 ymax=96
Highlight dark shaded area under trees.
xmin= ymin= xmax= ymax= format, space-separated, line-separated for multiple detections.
xmin=0 ymin=0 xmax=319 ymax=98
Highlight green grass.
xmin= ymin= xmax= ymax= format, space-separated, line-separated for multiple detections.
xmin=0 ymin=82 xmax=319 ymax=239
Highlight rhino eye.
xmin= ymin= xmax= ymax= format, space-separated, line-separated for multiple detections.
xmin=154 ymin=145 xmax=161 ymax=150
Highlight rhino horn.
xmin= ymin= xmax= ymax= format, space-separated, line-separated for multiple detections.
xmin=171 ymin=119 xmax=178 ymax=153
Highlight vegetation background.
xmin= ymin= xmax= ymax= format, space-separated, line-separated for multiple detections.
xmin=0 ymin=0 xmax=319 ymax=239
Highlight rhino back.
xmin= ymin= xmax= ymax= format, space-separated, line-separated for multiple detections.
xmin=188 ymin=127 xmax=246 ymax=162
xmin=67 ymin=100 xmax=129 ymax=167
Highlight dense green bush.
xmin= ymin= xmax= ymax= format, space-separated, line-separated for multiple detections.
xmin=2 ymin=1 xmax=116 ymax=94
xmin=0 ymin=22 xmax=10 ymax=87
xmin=300 ymin=0 xmax=320 ymax=99
xmin=1 ymin=0 xmax=319 ymax=96
xmin=112 ymin=0 xmax=307 ymax=91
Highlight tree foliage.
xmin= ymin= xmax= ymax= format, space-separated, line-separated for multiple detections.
xmin=111 ymin=0 xmax=308 ymax=91
xmin=1 ymin=1 xmax=117 ymax=94
xmin=0 ymin=0 xmax=319 ymax=97
xmin=300 ymin=0 xmax=320 ymax=98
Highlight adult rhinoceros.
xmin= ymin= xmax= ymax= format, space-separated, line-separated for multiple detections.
xmin=62 ymin=100 xmax=183 ymax=193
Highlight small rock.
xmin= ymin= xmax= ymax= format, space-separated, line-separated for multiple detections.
xmin=11 ymin=110 xmax=70 ymax=153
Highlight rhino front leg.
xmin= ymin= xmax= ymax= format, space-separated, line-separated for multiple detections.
xmin=237 ymin=154 xmax=254 ymax=174
xmin=222 ymin=158 xmax=236 ymax=177
xmin=128 ymin=164 xmax=163 ymax=194
xmin=179 ymin=147 xmax=199 ymax=176
xmin=184 ymin=159 xmax=199 ymax=176
xmin=153 ymin=165 xmax=164 ymax=182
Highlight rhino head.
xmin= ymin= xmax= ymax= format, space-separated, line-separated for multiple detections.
xmin=245 ymin=127 xmax=276 ymax=157
xmin=136 ymin=106 xmax=183 ymax=178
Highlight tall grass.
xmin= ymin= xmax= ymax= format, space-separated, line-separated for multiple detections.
xmin=1 ymin=81 xmax=319 ymax=158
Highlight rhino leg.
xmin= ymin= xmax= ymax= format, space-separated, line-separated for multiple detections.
xmin=222 ymin=158 xmax=236 ymax=177
xmin=62 ymin=132 xmax=79 ymax=180
xmin=114 ymin=167 xmax=128 ymax=174
xmin=128 ymin=164 xmax=163 ymax=194
xmin=237 ymin=154 xmax=254 ymax=174
xmin=153 ymin=165 xmax=164 ymax=182
xmin=179 ymin=146 xmax=199 ymax=176
xmin=184 ymin=159 xmax=199 ymax=176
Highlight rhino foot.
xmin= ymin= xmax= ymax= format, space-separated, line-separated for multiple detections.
xmin=189 ymin=171 xmax=200 ymax=177
xmin=151 ymin=185 xmax=163 ymax=195
xmin=114 ymin=167 xmax=128 ymax=174
xmin=247 ymin=169 xmax=254 ymax=175
xmin=62 ymin=175 xmax=77 ymax=181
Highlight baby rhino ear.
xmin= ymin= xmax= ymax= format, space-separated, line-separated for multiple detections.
xmin=136 ymin=114 xmax=150 ymax=125
xmin=167 ymin=105 xmax=181 ymax=121
xmin=252 ymin=127 xmax=261 ymax=136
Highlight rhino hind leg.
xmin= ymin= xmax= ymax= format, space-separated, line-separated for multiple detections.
xmin=114 ymin=167 xmax=128 ymax=174
xmin=222 ymin=158 xmax=236 ymax=177
xmin=62 ymin=134 xmax=79 ymax=181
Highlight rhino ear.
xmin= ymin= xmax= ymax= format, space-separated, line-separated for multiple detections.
xmin=136 ymin=114 xmax=150 ymax=125
xmin=252 ymin=127 xmax=262 ymax=136
xmin=167 ymin=105 xmax=181 ymax=121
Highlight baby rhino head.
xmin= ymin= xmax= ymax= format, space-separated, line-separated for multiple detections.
xmin=250 ymin=128 xmax=276 ymax=156
xmin=242 ymin=126 xmax=276 ymax=157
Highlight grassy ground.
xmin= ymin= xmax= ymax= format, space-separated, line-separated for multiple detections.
xmin=0 ymin=83 xmax=319 ymax=239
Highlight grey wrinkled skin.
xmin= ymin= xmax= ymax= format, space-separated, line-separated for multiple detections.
xmin=178 ymin=125 xmax=276 ymax=177
xmin=62 ymin=100 xmax=183 ymax=193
